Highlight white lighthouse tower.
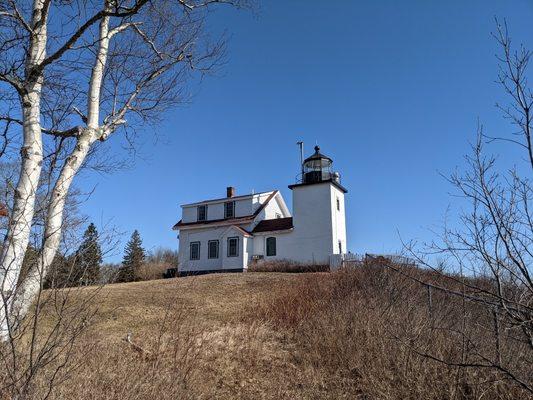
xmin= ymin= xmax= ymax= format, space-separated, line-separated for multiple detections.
xmin=287 ymin=145 xmax=348 ymax=264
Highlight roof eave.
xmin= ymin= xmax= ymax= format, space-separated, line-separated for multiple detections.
xmin=173 ymin=217 xmax=254 ymax=230
xmin=288 ymin=179 xmax=348 ymax=194
xmin=181 ymin=190 xmax=274 ymax=208
xmin=252 ymin=228 xmax=294 ymax=235
xmin=173 ymin=189 xmax=280 ymax=231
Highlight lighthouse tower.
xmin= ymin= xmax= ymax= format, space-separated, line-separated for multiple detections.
xmin=287 ymin=146 xmax=347 ymax=264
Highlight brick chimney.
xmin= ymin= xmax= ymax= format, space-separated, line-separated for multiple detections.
xmin=226 ymin=186 xmax=235 ymax=198
xmin=0 ymin=204 xmax=7 ymax=217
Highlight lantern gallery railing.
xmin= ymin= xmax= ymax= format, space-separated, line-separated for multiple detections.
xmin=295 ymin=171 xmax=342 ymax=185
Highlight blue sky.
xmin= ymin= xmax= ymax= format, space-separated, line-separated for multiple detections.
xmin=77 ymin=0 xmax=533 ymax=261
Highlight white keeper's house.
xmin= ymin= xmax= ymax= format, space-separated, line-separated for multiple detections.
xmin=173 ymin=146 xmax=347 ymax=275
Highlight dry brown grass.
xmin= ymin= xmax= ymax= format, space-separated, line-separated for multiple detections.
xmin=23 ymin=273 xmax=317 ymax=400
xmin=5 ymin=269 xmax=532 ymax=399
xmin=257 ymin=265 xmax=533 ymax=400
xmin=248 ymin=259 xmax=329 ymax=273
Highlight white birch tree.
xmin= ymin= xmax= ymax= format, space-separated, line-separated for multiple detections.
xmin=0 ymin=0 xmax=246 ymax=342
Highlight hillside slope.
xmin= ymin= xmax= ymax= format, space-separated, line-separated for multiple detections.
xmin=27 ymin=267 xmax=532 ymax=399
xmin=48 ymin=272 xmax=332 ymax=400
xmin=86 ymin=272 xmax=304 ymax=339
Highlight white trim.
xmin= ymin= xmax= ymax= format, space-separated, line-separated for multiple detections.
xmin=178 ymin=219 xmax=253 ymax=231
xmin=274 ymin=192 xmax=291 ymax=217
xmin=221 ymin=225 xmax=252 ymax=238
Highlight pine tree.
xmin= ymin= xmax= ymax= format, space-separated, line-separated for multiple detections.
xmin=117 ymin=230 xmax=145 ymax=283
xmin=20 ymin=245 xmax=38 ymax=285
xmin=22 ymin=247 xmax=75 ymax=289
xmin=43 ymin=253 xmax=74 ymax=289
xmin=72 ymin=223 xmax=102 ymax=286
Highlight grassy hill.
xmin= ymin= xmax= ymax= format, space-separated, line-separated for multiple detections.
xmin=84 ymin=272 xmax=302 ymax=339
xmin=20 ymin=268 xmax=532 ymax=399
xmin=46 ymin=273 xmax=325 ymax=400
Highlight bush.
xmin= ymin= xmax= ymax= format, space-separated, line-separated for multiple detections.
xmin=256 ymin=261 xmax=531 ymax=400
xmin=248 ymin=259 xmax=328 ymax=273
xmin=135 ymin=262 xmax=171 ymax=281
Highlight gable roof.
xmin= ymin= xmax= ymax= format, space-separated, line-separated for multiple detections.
xmin=172 ymin=190 xmax=279 ymax=230
xmin=252 ymin=217 xmax=293 ymax=233
xmin=222 ymin=225 xmax=253 ymax=238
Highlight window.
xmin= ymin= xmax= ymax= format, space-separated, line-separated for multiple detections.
xmin=336 ymin=197 xmax=340 ymax=211
xmin=208 ymin=240 xmax=219 ymax=259
xmin=227 ymin=237 xmax=239 ymax=257
xmin=224 ymin=201 xmax=235 ymax=219
xmin=266 ymin=237 xmax=277 ymax=257
xmin=190 ymin=241 xmax=200 ymax=260
xmin=338 ymin=240 xmax=342 ymax=254
xmin=197 ymin=205 xmax=207 ymax=221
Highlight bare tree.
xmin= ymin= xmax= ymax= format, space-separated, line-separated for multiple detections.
xmin=0 ymin=0 xmax=248 ymax=341
xmin=402 ymin=20 xmax=533 ymax=394
xmin=0 ymin=159 xmax=121 ymax=399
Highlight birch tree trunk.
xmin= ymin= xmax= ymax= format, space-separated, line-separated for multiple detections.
xmin=14 ymin=12 xmax=113 ymax=318
xmin=0 ymin=0 xmax=49 ymax=340
xmin=1 ymin=0 xmax=239 ymax=338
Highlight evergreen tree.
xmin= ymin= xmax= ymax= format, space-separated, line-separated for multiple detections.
xmin=22 ymin=246 xmax=75 ymax=289
xmin=72 ymin=223 xmax=102 ymax=286
xmin=43 ymin=252 xmax=71 ymax=289
xmin=117 ymin=230 xmax=145 ymax=283
xmin=20 ymin=245 xmax=38 ymax=286
xmin=43 ymin=253 xmax=74 ymax=289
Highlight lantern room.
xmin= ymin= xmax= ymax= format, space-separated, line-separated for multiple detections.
xmin=302 ymin=145 xmax=338 ymax=184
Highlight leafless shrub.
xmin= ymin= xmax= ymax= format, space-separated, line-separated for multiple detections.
xmin=397 ymin=20 xmax=533 ymax=396
xmin=248 ymin=259 xmax=329 ymax=273
xmin=99 ymin=263 xmax=120 ymax=285
xmin=135 ymin=262 xmax=169 ymax=281
xmin=133 ymin=247 xmax=179 ymax=281
xmin=46 ymin=302 xmax=205 ymax=400
xmin=257 ymin=262 xmax=531 ymax=399
xmin=146 ymin=247 xmax=178 ymax=267
xmin=0 ymin=285 xmax=100 ymax=400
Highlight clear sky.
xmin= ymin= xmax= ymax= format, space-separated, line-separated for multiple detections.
xmin=77 ymin=0 xmax=533 ymax=261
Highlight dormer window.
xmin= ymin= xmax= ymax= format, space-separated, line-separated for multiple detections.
xmin=224 ymin=201 xmax=235 ymax=219
xmin=197 ymin=204 xmax=207 ymax=221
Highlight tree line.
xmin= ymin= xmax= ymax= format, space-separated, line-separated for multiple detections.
xmin=33 ymin=225 xmax=177 ymax=288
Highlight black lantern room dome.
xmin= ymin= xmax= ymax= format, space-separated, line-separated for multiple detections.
xmin=302 ymin=146 xmax=335 ymax=184
xmin=304 ymin=145 xmax=332 ymax=166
